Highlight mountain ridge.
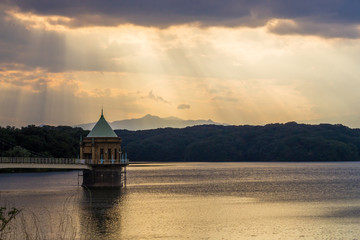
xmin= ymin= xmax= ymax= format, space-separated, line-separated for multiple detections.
xmin=75 ymin=114 xmax=224 ymax=131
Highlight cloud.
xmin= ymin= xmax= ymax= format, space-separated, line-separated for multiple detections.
xmin=177 ymin=104 xmax=190 ymax=110
xmin=0 ymin=7 xmax=67 ymax=72
xmin=3 ymin=1 xmax=360 ymax=128
xmin=266 ymin=19 xmax=360 ymax=39
xmin=0 ymin=4 xmax=129 ymax=72
xmin=0 ymin=70 xmax=72 ymax=92
xmin=6 ymin=0 xmax=360 ymax=38
xmin=0 ymin=70 xmax=147 ymax=127
xmin=2 ymin=1 xmax=360 ymax=75
xmin=148 ymin=90 xmax=170 ymax=104
xmin=9 ymin=0 xmax=262 ymax=27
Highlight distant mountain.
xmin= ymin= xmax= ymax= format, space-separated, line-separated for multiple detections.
xmin=76 ymin=114 xmax=224 ymax=130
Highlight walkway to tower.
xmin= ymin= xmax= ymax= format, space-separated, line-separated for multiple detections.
xmin=0 ymin=157 xmax=129 ymax=170
xmin=0 ymin=110 xmax=129 ymax=187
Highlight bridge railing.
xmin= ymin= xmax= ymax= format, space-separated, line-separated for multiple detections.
xmin=0 ymin=157 xmax=79 ymax=164
xmin=0 ymin=157 xmax=129 ymax=165
xmin=83 ymin=158 xmax=129 ymax=165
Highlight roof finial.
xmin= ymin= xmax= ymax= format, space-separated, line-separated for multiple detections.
xmin=101 ymin=106 xmax=103 ymax=117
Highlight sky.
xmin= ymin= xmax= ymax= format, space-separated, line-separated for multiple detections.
xmin=1 ymin=0 xmax=360 ymax=128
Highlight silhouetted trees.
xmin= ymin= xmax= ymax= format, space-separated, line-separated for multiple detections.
xmin=0 ymin=125 xmax=89 ymax=158
xmin=1 ymin=123 xmax=360 ymax=161
xmin=117 ymin=123 xmax=360 ymax=162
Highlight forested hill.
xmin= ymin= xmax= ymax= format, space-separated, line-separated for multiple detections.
xmin=117 ymin=123 xmax=360 ymax=162
xmin=0 ymin=125 xmax=89 ymax=158
xmin=1 ymin=123 xmax=360 ymax=162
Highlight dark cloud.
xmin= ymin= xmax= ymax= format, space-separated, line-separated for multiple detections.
xmin=0 ymin=5 xmax=67 ymax=72
xmin=269 ymin=0 xmax=360 ymax=24
xmin=177 ymin=104 xmax=190 ymax=110
xmin=0 ymin=4 xmax=124 ymax=72
xmin=5 ymin=0 xmax=360 ymax=38
xmin=9 ymin=0 xmax=263 ymax=27
xmin=1 ymin=0 xmax=360 ymax=74
xmin=267 ymin=19 xmax=360 ymax=39
xmin=7 ymin=1 xmax=360 ymax=27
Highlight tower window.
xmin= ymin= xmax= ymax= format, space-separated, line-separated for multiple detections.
xmin=100 ymin=149 xmax=104 ymax=159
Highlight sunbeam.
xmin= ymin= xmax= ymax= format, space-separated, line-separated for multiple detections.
xmin=1 ymin=2 xmax=360 ymax=127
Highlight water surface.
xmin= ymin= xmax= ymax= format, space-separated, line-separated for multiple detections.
xmin=0 ymin=162 xmax=360 ymax=239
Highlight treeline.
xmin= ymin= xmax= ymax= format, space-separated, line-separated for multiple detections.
xmin=1 ymin=122 xmax=360 ymax=161
xmin=0 ymin=125 xmax=89 ymax=158
xmin=117 ymin=122 xmax=360 ymax=162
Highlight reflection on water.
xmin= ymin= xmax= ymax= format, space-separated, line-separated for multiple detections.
xmin=0 ymin=162 xmax=360 ymax=239
xmin=79 ymin=188 xmax=125 ymax=239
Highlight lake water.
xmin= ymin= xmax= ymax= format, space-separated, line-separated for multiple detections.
xmin=0 ymin=162 xmax=360 ymax=239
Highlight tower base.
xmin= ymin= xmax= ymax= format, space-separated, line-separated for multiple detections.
xmin=82 ymin=165 xmax=126 ymax=188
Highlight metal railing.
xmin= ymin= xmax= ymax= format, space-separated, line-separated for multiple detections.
xmin=0 ymin=157 xmax=129 ymax=165
xmin=82 ymin=158 xmax=129 ymax=165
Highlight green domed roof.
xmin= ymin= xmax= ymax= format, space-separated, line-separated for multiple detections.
xmin=87 ymin=111 xmax=117 ymax=138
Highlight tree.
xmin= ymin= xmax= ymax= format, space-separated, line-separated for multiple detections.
xmin=0 ymin=207 xmax=20 ymax=239
xmin=4 ymin=146 xmax=31 ymax=157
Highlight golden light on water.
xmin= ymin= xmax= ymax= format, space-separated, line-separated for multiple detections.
xmin=1 ymin=161 xmax=360 ymax=239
